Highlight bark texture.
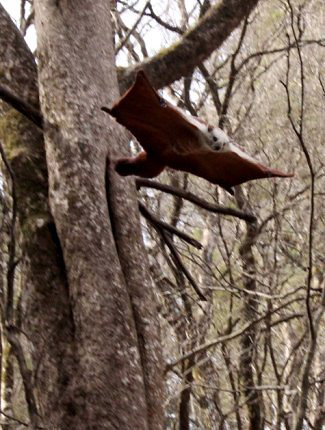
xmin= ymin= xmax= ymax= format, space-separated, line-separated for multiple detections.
xmin=239 ymin=219 xmax=264 ymax=430
xmin=120 ymin=0 xmax=260 ymax=90
xmin=1 ymin=3 xmax=164 ymax=429
xmin=34 ymin=1 xmax=163 ymax=428
xmin=106 ymin=169 xmax=165 ymax=429
xmin=0 ymin=6 xmax=76 ymax=425
xmin=35 ymin=1 xmax=159 ymax=429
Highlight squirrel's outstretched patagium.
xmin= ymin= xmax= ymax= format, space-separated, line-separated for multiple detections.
xmin=102 ymin=71 xmax=293 ymax=195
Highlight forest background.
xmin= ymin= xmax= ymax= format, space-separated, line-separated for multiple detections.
xmin=0 ymin=0 xmax=324 ymax=429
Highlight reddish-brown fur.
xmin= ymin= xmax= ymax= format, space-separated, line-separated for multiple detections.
xmin=102 ymin=71 xmax=293 ymax=193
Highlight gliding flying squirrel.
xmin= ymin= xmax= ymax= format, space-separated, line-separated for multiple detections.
xmin=102 ymin=71 xmax=293 ymax=194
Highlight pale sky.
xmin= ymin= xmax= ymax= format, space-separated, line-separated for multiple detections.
xmin=1 ymin=0 xmax=37 ymax=50
xmin=0 ymin=0 xmax=188 ymax=63
xmin=0 ymin=0 xmax=19 ymax=21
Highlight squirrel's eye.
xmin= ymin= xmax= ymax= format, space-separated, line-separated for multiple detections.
xmin=208 ymin=125 xmax=213 ymax=132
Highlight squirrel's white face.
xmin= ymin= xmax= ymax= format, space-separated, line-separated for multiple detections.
xmin=203 ymin=125 xmax=230 ymax=151
xmin=177 ymin=109 xmax=232 ymax=152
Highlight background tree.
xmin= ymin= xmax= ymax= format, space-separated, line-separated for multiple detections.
xmin=0 ymin=0 xmax=324 ymax=429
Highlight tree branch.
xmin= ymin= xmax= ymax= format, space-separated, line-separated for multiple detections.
xmin=219 ymin=16 xmax=249 ymax=129
xmin=6 ymin=326 xmax=40 ymax=429
xmin=166 ymin=295 xmax=310 ymax=371
xmin=159 ymin=228 xmax=206 ymax=301
xmin=0 ymin=408 xmax=28 ymax=427
xmin=138 ymin=201 xmax=202 ymax=250
xmin=281 ymin=1 xmax=316 ymax=342
xmin=115 ymin=0 xmax=150 ymax=54
xmin=0 ymin=83 xmax=43 ymax=129
xmin=0 ymin=139 xmax=40 ymax=427
xmin=145 ymin=3 xmax=183 ymax=35
xmin=144 ymin=215 xmax=206 ymax=301
xmin=0 ymin=4 xmax=39 ymax=108
xmin=0 ymin=141 xmax=18 ymax=323
xmin=136 ymin=178 xmax=256 ymax=222
xmin=119 ymin=0 xmax=260 ymax=90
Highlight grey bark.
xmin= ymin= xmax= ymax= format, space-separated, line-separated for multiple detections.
xmin=34 ymin=1 xmax=163 ymax=428
xmin=1 ymin=2 xmax=164 ymax=429
xmin=237 ymin=192 xmax=264 ymax=430
xmin=0 ymin=5 xmax=76 ymax=426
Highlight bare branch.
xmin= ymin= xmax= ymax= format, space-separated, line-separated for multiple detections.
xmin=145 ymin=3 xmax=183 ymax=34
xmin=0 ymin=141 xmax=18 ymax=323
xmin=0 ymin=139 xmax=41 ymax=427
xmin=166 ymin=295 xmax=310 ymax=371
xmin=292 ymin=289 xmax=325 ymax=430
xmin=115 ymin=1 xmax=150 ymax=54
xmin=120 ymin=0 xmax=260 ymax=90
xmin=219 ymin=16 xmax=249 ymax=129
xmin=161 ymin=229 xmax=206 ymax=301
xmin=148 ymin=221 xmax=206 ymax=302
xmin=282 ymin=0 xmax=316 ymax=341
xmin=136 ymin=178 xmax=256 ymax=222
xmin=237 ymin=38 xmax=325 ymax=75
xmin=0 ymin=84 xmax=43 ymax=129
xmin=198 ymin=63 xmax=222 ymax=115
xmin=0 ymin=408 xmax=28 ymax=427
xmin=6 ymin=326 xmax=40 ymax=429
xmin=138 ymin=201 xmax=202 ymax=250
xmin=20 ymin=0 xmax=34 ymax=37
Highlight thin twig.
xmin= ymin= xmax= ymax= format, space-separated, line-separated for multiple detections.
xmin=167 ymin=319 xmax=254 ymax=371
xmin=0 ymin=408 xmax=28 ymax=427
xmin=159 ymin=228 xmax=206 ymax=301
xmin=166 ymin=295 xmax=309 ymax=370
xmin=0 ymin=84 xmax=43 ymax=129
xmin=192 ymin=382 xmax=299 ymax=393
xmin=0 ymin=141 xmax=18 ymax=323
xmin=292 ymin=289 xmax=325 ymax=430
xmin=143 ymin=211 xmax=207 ymax=301
xmin=281 ymin=0 xmax=315 ymax=340
xmin=6 ymin=326 xmax=40 ymax=428
xmin=237 ymin=38 xmax=325 ymax=75
xmin=145 ymin=3 xmax=183 ymax=34
xmin=0 ymin=141 xmax=40 ymax=427
xmin=219 ymin=16 xmax=249 ymax=129
xmin=115 ymin=0 xmax=151 ymax=54
xmin=138 ymin=201 xmax=202 ymax=249
xmin=136 ymin=178 xmax=256 ymax=222
xmin=198 ymin=63 xmax=222 ymax=115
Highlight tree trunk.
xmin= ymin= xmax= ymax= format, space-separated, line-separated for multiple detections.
xmin=237 ymin=191 xmax=264 ymax=430
xmin=33 ymin=1 xmax=163 ymax=428
xmin=0 ymin=5 xmax=74 ymax=426
xmin=0 ymin=2 xmax=163 ymax=429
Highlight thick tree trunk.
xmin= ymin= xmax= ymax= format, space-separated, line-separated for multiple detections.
xmin=0 ymin=5 xmax=76 ymax=426
xmin=33 ymin=1 xmax=163 ymax=428
xmin=0 ymin=3 xmax=163 ymax=429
